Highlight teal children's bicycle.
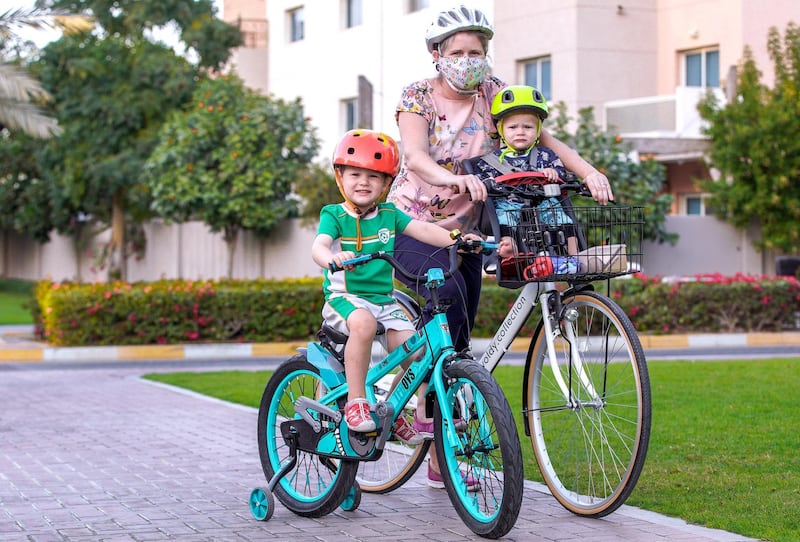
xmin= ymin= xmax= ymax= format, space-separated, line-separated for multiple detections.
xmin=249 ymin=240 xmax=524 ymax=539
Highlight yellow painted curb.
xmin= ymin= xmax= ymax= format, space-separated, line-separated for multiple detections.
xmin=639 ymin=334 xmax=690 ymax=349
xmin=252 ymin=342 xmax=306 ymax=357
xmin=0 ymin=349 xmax=44 ymax=362
xmin=509 ymin=338 xmax=529 ymax=352
xmin=117 ymin=345 xmax=185 ymax=360
xmin=746 ymin=332 xmax=800 ymax=346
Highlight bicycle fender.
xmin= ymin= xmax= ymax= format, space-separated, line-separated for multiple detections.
xmin=306 ymin=342 xmax=346 ymax=387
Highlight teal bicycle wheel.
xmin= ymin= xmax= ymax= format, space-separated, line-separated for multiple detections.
xmin=257 ymin=354 xmax=358 ymax=517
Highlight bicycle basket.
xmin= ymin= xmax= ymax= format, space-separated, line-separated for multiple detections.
xmin=495 ymin=204 xmax=645 ymax=287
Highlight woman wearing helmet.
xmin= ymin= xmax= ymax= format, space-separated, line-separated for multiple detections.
xmin=311 ymin=129 xmax=478 ymax=441
xmin=386 ymin=5 xmax=611 ymax=487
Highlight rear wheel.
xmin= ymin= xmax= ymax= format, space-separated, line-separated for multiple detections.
xmin=257 ymin=354 xmax=358 ymax=517
xmin=526 ymin=290 xmax=651 ymax=517
xmin=357 ymin=289 xmax=430 ymax=493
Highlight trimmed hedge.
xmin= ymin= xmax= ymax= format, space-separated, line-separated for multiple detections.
xmin=35 ymin=279 xmax=324 ymax=346
xmin=33 ymin=273 xmax=800 ymax=347
xmin=611 ymin=273 xmax=800 ymax=334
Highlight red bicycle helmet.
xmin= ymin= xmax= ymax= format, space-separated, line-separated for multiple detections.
xmin=332 ymin=129 xmax=400 ymax=178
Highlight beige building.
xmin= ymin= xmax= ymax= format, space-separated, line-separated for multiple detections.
xmin=219 ymin=0 xmax=799 ymax=277
xmin=223 ymin=0 xmax=796 ymax=214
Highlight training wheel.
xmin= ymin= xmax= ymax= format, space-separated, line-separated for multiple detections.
xmin=249 ymin=487 xmax=275 ymax=521
xmin=340 ymin=483 xmax=362 ymax=512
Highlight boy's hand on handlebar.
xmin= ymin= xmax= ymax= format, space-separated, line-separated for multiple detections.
xmin=541 ymin=167 xmax=560 ymax=182
xmin=329 ymin=251 xmax=356 ymax=271
xmin=583 ymin=171 xmax=614 ymax=205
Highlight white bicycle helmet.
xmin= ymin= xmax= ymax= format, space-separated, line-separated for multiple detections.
xmin=425 ymin=5 xmax=494 ymax=53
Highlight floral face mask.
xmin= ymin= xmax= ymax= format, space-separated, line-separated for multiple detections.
xmin=436 ymin=56 xmax=490 ymax=93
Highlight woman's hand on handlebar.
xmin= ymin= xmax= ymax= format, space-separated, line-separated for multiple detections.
xmin=583 ymin=170 xmax=615 ymax=205
xmin=448 ymin=174 xmax=487 ymax=202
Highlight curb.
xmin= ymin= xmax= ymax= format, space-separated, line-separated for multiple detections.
xmin=2 ymin=331 xmax=800 ymax=363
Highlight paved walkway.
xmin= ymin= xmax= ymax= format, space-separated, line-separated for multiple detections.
xmin=0 ymin=361 xmax=760 ymax=542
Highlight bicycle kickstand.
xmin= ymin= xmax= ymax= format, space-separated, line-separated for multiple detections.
xmin=266 ymin=428 xmax=298 ymax=492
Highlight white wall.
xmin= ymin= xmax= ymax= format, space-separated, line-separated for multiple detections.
xmin=0 ymin=215 xmax=770 ymax=283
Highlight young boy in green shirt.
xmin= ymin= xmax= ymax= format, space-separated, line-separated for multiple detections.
xmin=311 ymin=129 xmax=476 ymax=442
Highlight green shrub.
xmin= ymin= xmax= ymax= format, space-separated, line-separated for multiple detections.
xmin=36 ymin=278 xmax=324 ymax=346
xmin=612 ymin=273 xmax=800 ymax=333
xmin=33 ymin=273 xmax=800 ymax=347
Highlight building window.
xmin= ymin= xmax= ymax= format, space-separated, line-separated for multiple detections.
xmin=408 ymin=0 xmax=430 ymax=12
xmin=683 ymin=194 xmax=712 ymax=216
xmin=346 ymin=0 xmax=362 ymax=28
xmin=521 ymin=57 xmax=552 ymax=101
xmin=289 ymin=7 xmax=304 ymax=42
xmin=684 ymin=48 xmax=719 ymax=88
xmin=343 ymin=98 xmax=357 ymax=131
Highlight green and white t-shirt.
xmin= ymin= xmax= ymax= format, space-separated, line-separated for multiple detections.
xmin=318 ymin=202 xmax=412 ymax=305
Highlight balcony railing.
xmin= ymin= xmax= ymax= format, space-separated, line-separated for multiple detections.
xmin=604 ymin=86 xmax=726 ymax=138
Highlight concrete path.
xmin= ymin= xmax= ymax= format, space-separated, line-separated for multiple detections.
xmin=0 ymin=362 xmax=759 ymax=542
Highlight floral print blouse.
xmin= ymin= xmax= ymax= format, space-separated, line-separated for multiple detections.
xmin=387 ymin=75 xmax=505 ymax=232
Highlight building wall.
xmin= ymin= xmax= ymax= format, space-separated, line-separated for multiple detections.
xmin=0 ymin=216 xmax=765 ymax=282
xmin=492 ymin=0 xmax=659 ymax=123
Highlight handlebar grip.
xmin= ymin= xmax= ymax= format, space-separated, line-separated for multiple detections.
xmin=458 ymin=239 xmax=498 ymax=255
xmin=329 ymin=253 xmax=374 ymax=273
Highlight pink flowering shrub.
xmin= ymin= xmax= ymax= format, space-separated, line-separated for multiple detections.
xmin=32 ymin=273 xmax=800 ymax=347
xmin=611 ymin=273 xmax=800 ymax=334
xmin=35 ymin=278 xmax=325 ymax=346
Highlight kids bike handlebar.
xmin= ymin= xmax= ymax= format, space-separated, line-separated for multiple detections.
xmin=328 ymin=239 xmax=497 ymax=283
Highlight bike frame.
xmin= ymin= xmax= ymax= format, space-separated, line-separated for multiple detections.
xmin=303 ymin=267 xmax=467 ymax=461
xmin=476 ymin=280 xmax=603 ymax=405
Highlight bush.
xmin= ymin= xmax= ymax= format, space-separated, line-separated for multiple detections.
xmin=36 ymin=279 xmax=325 ymax=346
xmin=33 ymin=273 xmax=800 ymax=347
xmin=611 ymin=273 xmax=800 ymax=334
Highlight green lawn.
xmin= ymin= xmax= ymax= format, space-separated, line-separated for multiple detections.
xmin=0 ymin=279 xmax=35 ymax=325
xmin=144 ymin=357 xmax=800 ymax=542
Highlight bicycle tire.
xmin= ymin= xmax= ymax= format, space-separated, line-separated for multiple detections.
xmin=434 ymin=360 xmax=524 ymax=539
xmin=357 ymin=289 xmax=430 ymax=494
xmin=524 ymin=290 xmax=651 ymax=517
xmin=257 ymin=354 xmax=359 ymax=517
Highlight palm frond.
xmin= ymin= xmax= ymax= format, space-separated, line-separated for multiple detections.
xmin=0 ymin=64 xmax=60 ymax=138
xmin=0 ymin=7 xmax=94 ymax=36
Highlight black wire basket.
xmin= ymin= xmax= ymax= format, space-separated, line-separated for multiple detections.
xmin=494 ymin=204 xmax=645 ymax=288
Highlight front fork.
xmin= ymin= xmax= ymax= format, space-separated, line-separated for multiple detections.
xmin=538 ymin=286 xmax=601 ymax=407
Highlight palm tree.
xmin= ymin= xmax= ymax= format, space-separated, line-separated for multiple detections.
xmin=0 ymin=7 xmax=92 ymax=138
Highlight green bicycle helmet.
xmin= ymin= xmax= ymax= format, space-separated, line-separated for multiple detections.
xmin=491 ymin=85 xmax=549 ymax=121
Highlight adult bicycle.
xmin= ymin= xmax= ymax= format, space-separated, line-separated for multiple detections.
xmin=359 ymin=171 xmax=651 ymax=518
xmin=249 ymin=239 xmax=524 ymax=539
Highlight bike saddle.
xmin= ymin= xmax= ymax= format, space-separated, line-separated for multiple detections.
xmin=319 ymin=323 xmax=386 ymax=345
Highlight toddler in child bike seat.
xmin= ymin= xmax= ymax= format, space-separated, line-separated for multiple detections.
xmin=469 ymin=85 xmax=580 ymax=278
xmin=311 ymin=129 xmax=479 ymax=443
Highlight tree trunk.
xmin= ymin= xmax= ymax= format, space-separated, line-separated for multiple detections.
xmin=109 ymin=191 xmax=126 ymax=281
xmin=224 ymin=225 xmax=238 ymax=279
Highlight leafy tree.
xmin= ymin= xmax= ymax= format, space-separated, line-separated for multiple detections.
xmin=293 ymin=163 xmax=340 ymax=226
xmin=549 ymin=103 xmax=676 ymax=245
xmin=697 ymin=22 xmax=800 ymax=253
xmin=11 ymin=0 xmax=243 ymax=280
xmin=145 ymin=74 xmax=320 ymax=277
